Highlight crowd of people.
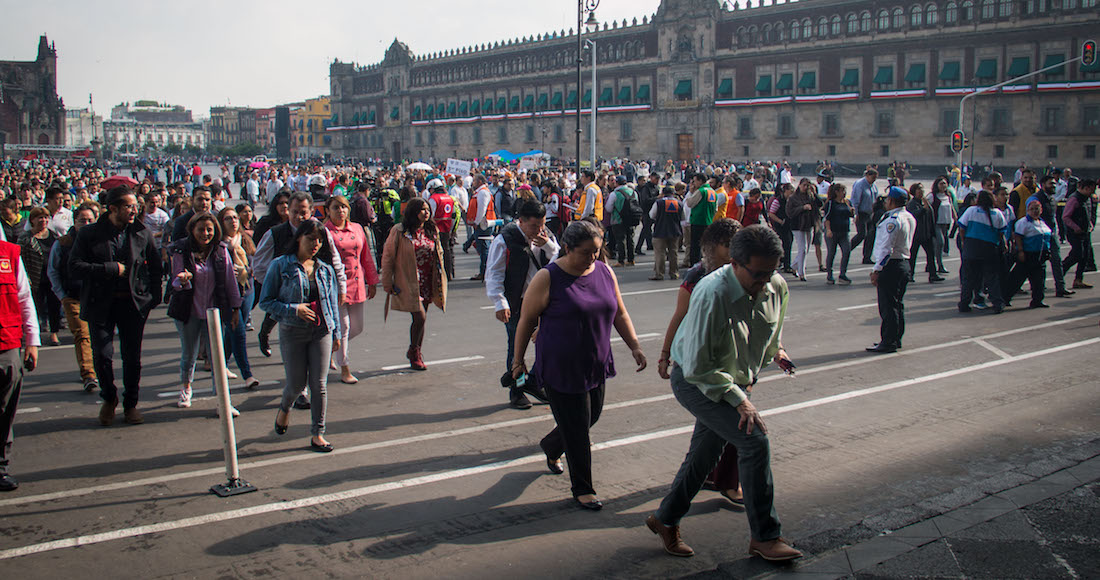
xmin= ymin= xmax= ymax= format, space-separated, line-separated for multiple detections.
xmin=0 ymin=154 xmax=1094 ymax=564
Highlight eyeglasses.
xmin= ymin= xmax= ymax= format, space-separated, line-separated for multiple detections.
xmin=737 ymin=263 xmax=775 ymax=281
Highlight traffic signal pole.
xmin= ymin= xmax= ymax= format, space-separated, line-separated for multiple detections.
xmin=955 ymin=52 xmax=1086 ymax=170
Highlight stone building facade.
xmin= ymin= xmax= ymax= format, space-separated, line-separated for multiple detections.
xmin=104 ymin=103 xmax=204 ymax=153
xmin=0 ymin=35 xmax=65 ymax=148
xmin=328 ymin=0 xmax=1099 ymax=169
xmin=208 ymin=106 xmax=260 ymax=149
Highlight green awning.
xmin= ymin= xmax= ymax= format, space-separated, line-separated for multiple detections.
xmin=435 ymin=103 xmax=445 ymax=116
xmin=636 ymin=85 xmax=650 ymax=102
xmin=904 ymin=63 xmax=926 ymax=83
xmin=536 ymin=94 xmax=548 ymax=109
xmin=840 ymin=68 xmax=859 ymax=87
xmin=755 ymin=75 xmax=772 ymax=92
xmin=471 ymin=100 xmax=480 ymax=114
xmin=716 ymin=78 xmax=733 ymax=96
xmin=496 ymin=97 xmax=506 ymax=111
xmin=1043 ymin=54 xmax=1065 ymax=76
xmin=975 ymin=59 xmax=997 ymax=80
xmin=567 ymin=90 xmax=577 ymax=106
xmin=798 ymin=72 xmax=816 ymax=89
xmin=583 ymin=89 xmax=591 ymax=105
xmin=350 ymin=112 xmax=360 ymax=125
xmin=425 ymin=105 xmax=434 ymax=118
xmin=447 ymin=102 xmax=456 ymax=116
xmin=873 ymin=66 xmax=893 ymax=84
xmin=551 ymin=92 xmax=563 ymax=107
xmin=510 ymin=96 xmax=520 ymax=111
xmin=674 ymin=79 xmax=692 ymax=96
xmin=599 ymin=87 xmax=613 ymax=103
xmin=458 ymin=101 xmax=468 ymax=115
xmin=523 ymin=94 xmax=534 ymax=109
xmin=482 ymin=98 xmax=492 ymax=113
xmin=412 ymin=106 xmax=421 ymax=119
xmin=390 ymin=107 xmax=399 ymax=120
xmin=1007 ymin=57 xmax=1030 ymax=78
xmin=367 ymin=110 xmax=376 ymax=123
xmin=776 ymin=74 xmax=793 ymax=91
xmin=617 ymin=86 xmax=632 ymax=102
xmin=939 ymin=61 xmax=960 ymax=81
xmin=329 ymin=114 xmax=338 ymax=125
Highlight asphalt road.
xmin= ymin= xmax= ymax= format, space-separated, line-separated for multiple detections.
xmin=0 ymin=237 xmax=1097 ymax=579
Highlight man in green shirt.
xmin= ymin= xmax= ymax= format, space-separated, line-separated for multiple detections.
xmin=646 ymin=225 xmax=803 ymax=562
xmin=684 ymin=173 xmax=716 ymax=266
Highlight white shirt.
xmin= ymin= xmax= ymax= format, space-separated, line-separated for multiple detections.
xmin=266 ymin=178 xmax=284 ymax=204
xmin=744 ymin=178 xmax=760 ymax=191
xmin=472 ymin=185 xmax=494 ymax=229
xmin=484 ymin=228 xmax=560 ymax=312
xmin=779 ymin=169 xmax=793 ymax=185
xmin=871 ymin=207 xmax=916 ymax=270
xmin=246 ymin=179 xmax=260 ymax=203
xmin=449 ymin=185 xmax=469 ymax=212
xmin=816 ymin=180 xmax=832 ymax=199
xmin=142 ymin=208 xmax=170 ymax=250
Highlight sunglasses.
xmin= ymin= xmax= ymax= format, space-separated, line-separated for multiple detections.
xmin=736 ymin=263 xmax=775 ymax=281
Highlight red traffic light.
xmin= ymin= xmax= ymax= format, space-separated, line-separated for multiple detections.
xmin=951 ymin=130 xmax=965 ymax=153
xmin=1084 ymin=40 xmax=1097 ymax=68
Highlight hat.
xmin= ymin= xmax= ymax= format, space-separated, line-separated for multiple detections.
xmin=308 ymin=174 xmax=328 ymax=188
xmin=886 ymin=186 xmax=909 ymax=200
xmin=517 ymin=184 xmax=532 ymax=191
xmin=426 ymin=178 xmax=445 ymax=191
xmin=615 ymin=175 xmax=627 ymax=185
xmin=817 ymin=170 xmax=829 ymax=178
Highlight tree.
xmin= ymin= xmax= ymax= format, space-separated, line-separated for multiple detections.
xmin=163 ymin=143 xmax=183 ymax=155
xmin=184 ymin=144 xmax=203 ymax=157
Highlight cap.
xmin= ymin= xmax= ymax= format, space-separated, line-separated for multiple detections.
xmin=308 ymin=174 xmax=327 ymax=188
xmin=887 ymin=186 xmax=909 ymax=200
xmin=615 ymin=175 xmax=627 ymax=185
xmin=817 ymin=170 xmax=829 ymax=178
xmin=517 ymin=184 xmax=532 ymax=191
xmin=426 ymin=178 xmax=445 ymax=191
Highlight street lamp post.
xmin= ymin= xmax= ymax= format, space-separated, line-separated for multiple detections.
xmin=576 ymin=0 xmax=599 ymax=183
xmin=586 ymin=39 xmax=596 ymax=172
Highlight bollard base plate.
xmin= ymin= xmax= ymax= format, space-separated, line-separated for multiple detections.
xmin=211 ymin=478 xmax=258 ymax=497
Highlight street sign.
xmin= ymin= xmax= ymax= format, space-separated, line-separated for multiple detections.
xmin=951 ymin=130 xmax=965 ymax=153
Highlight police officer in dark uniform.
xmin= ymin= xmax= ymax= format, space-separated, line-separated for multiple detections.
xmin=867 ymin=186 xmax=915 ymax=354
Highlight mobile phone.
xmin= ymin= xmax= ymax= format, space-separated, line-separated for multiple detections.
xmin=777 ymin=357 xmax=796 ymax=375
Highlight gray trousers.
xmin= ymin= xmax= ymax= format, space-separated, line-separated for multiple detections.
xmin=656 ymin=365 xmax=782 ymax=542
xmin=0 ymin=349 xmax=24 ymax=476
xmin=278 ymin=324 xmax=331 ymax=436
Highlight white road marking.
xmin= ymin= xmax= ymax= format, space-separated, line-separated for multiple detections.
xmin=620 ymin=287 xmax=680 ymax=297
xmin=837 ymin=302 xmax=878 ymax=311
xmin=2 ymin=336 xmax=1094 ymax=561
xmin=14 ymin=407 xmax=41 ymax=415
xmin=380 ymin=355 xmax=484 ymax=371
xmin=974 ymin=339 xmax=1013 ymax=360
xmin=1 ymin=313 xmax=1093 ymax=511
xmin=612 ymin=332 xmax=660 ymax=343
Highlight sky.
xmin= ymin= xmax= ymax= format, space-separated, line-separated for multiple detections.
xmin=0 ymin=0 xmax=668 ymax=119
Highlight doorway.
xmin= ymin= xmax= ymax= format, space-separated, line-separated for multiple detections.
xmin=676 ymin=133 xmax=694 ymax=162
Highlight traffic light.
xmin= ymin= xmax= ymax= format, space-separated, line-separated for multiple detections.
xmin=1083 ymin=40 xmax=1099 ymax=72
xmin=951 ymin=130 xmax=965 ymax=153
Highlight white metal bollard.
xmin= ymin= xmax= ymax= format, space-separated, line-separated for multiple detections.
xmin=206 ymin=307 xmax=257 ymax=497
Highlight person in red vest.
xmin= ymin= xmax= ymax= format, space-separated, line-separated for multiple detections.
xmin=0 ymin=237 xmax=41 ymax=491
xmin=426 ymin=179 xmax=456 ymax=281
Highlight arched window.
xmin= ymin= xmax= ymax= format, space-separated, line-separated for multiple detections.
xmin=790 ymin=20 xmax=801 ymax=40
xmin=998 ymin=0 xmax=1012 ymax=15
xmin=847 ymin=12 xmax=859 ymax=33
xmin=1081 ymin=0 xmax=1095 ymax=7
xmin=776 ymin=22 xmax=785 ymax=41
xmin=878 ymin=9 xmax=891 ymax=29
xmin=961 ymin=0 xmax=974 ymax=20
xmin=927 ymin=3 xmax=939 ymax=24
xmin=818 ymin=17 xmax=829 ymax=37
xmin=737 ymin=26 xmax=747 ymax=45
xmin=861 ymin=10 xmax=873 ymax=30
xmin=831 ymin=15 xmax=842 ymax=35
xmin=802 ymin=17 xmax=813 ymax=38
xmin=981 ymin=0 xmax=995 ymax=18
xmin=893 ymin=7 xmax=905 ymax=27
xmin=945 ymin=1 xmax=958 ymax=20
xmin=911 ymin=4 xmax=924 ymax=25
xmin=749 ymin=25 xmax=758 ymax=44
xmin=762 ymin=23 xmax=772 ymax=43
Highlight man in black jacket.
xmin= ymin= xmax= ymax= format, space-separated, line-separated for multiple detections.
xmin=170 ymin=186 xmax=214 ymax=242
xmin=635 ymin=172 xmax=661 ymax=256
xmin=70 ymin=187 xmax=163 ymax=426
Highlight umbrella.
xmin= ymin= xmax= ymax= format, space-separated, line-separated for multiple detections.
xmin=250 ymin=161 xmax=268 ymax=169
xmin=406 ymin=162 xmax=433 ymax=171
xmin=100 ymin=175 xmax=139 ymax=190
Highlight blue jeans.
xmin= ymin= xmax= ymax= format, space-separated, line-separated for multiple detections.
xmin=474 ymin=226 xmax=493 ymax=277
xmin=222 ymin=288 xmax=253 ymax=380
xmin=504 ymin=315 xmax=518 ymax=372
xmin=175 ymin=317 xmax=211 ymax=390
xmin=656 ymin=365 xmax=782 ymax=542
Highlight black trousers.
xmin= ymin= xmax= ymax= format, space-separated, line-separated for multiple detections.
xmin=777 ymin=226 xmax=793 ymax=270
xmin=688 ymin=224 xmax=706 ymax=266
xmin=960 ymin=253 xmax=1004 ymax=309
xmin=1062 ymin=231 xmax=1091 ymax=281
xmin=1004 ymin=252 xmax=1045 ymax=306
xmin=88 ymin=298 xmax=148 ymax=409
xmin=877 ymin=260 xmax=908 ymax=349
xmin=635 ymin=214 xmax=653 ymax=252
xmin=1045 ymin=237 xmax=1067 ymax=294
xmin=0 ymin=349 xmax=23 ymax=476
xmin=851 ymin=212 xmax=873 ymax=261
xmin=908 ymin=236 xmax=936 ymax=279
xmin=540 ymin=384 xmax=606 ymax=498
xmin=612 ymin=224 xmax=635 ymax=263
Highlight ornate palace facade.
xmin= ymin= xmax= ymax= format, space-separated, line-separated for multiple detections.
xmin=0 ymin=36 xmax=65 ymax=148
xmin=328 ymin=0 xmax=1099 ymax=168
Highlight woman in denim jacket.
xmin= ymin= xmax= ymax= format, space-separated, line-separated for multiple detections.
xmin=259 ymin=219 xmax=342 ymax=452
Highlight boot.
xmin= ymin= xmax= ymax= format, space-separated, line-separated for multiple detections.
xmin=123 ymin=407 xmax=144 ymax=425
xmin=408 ymin=346 xmax=427 ymax=371
xmin=98 ymin=398 xmax=118 ymax=426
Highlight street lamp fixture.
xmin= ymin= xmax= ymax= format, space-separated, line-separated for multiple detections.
xmin=576 ymin=0 xmax=599 ymax=186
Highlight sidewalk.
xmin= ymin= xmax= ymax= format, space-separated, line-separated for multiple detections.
xmin=687 ymin=437 xmax=1100 ymax=580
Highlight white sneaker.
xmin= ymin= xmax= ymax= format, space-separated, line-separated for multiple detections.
xmin=225 ymin=369 xmax=239 ymax=379
xmin=177 ymin=387 xmax=192 ymax=408
xmin=216 ymin=405 xmax=241 ymax=418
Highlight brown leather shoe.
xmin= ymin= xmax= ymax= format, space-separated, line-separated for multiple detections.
xmin=98 ymin=399 xmax=117 ymax=426
xmin=646 ymin=515 xmax=694 ymax=557
xmin=748 ymin=537 xmax=803 ymax=561
xmin=123 ymin=407 xmax=144 ymax=425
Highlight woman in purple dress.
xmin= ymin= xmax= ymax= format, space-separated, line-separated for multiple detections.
xmin=511 ymin=220 xmax=647 ymax=511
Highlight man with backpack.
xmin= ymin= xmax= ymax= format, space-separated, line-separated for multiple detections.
xmin=608 ymin=175 xmax=642 ymax=267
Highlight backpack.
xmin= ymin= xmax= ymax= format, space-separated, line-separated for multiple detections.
xmin=619 ymin=189 xmax=642 ymax=227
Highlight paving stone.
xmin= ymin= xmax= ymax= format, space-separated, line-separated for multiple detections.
xmin=862 ymin=506 xmax=937 ymax=534
xmin=715 ymin=555 xmax=784 ymax=579
xmin=860 ymin=539 xmax=964 ymax=579
xmin=971 ymin=471 xmax=1036 ymax=495
xmin=914 ymin=486 xmax=988 ymax=514
xmin=1022 ymin=484 xmax=1100 ymax=544
xmin=1049 ymin=540 xmax=1100 ymax=580
xmin=792 ymin=551 xmax=853 ymax=575
xmin=1019 ymin=456 xmax=1080 ymax=478
xmin=928 ymin=514 xmax=974 ymax=537
xmin=761 ymin=571 xmax=842 ymax=580
xmin=844 ymin=536 xmax=915 ymax=572
xmin=884 ymin=519 xmax=940 ymax=540
xmin=947 ymin=538 xmax=1072 ymax=579
xmin=947 ymin=511 xmax=1041 ymax=542
xmin=794 ymin=526 xmax=877 ymax=556
xmin=995 ymin=481 xmax=1077 ymax=508
xmin=1064 ymin=457 xmax=1100 ymax=484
